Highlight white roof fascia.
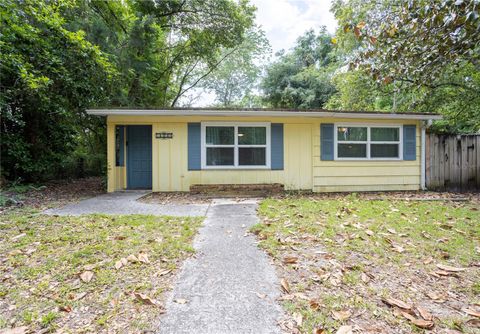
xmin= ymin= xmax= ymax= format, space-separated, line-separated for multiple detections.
xmin=86 ymin=109 xmax=442 ymax=120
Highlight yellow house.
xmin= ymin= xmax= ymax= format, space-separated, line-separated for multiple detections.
xmin=86 ymin=108 xmax=442 ymax=193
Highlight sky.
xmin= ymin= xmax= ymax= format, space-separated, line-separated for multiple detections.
xmin=190 ymin=0 xmax=337 ymax=106
xmin=251 ymin=0 xmax=337 ymax=54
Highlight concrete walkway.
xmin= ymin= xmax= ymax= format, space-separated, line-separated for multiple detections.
xmin=44 ymin=192 xmax=209 ymax=217
xmin=158 ymin=199 xmax=283 ymax=334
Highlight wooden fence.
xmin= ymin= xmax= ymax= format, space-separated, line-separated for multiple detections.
xmin=426 ymin=134 xmax=480 ymax=191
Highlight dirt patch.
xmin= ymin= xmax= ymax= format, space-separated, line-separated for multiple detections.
xmin=1 ymin=177 xmax=104 ymax=213
xmin=252 ymin=196 xmax=480 ymax=334
xmin=139 ymin=192 xmax=212 ymax=205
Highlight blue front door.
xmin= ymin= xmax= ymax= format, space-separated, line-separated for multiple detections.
xmin=127 ymin=125 xmax=152 ymax=189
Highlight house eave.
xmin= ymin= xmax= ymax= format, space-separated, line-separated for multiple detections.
xmin=86 ymin=109 xmax=442 ymax=121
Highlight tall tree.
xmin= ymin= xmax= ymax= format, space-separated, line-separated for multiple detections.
xmin=1 ymin=0 xmax=256 ymax=182
xmin=261 ymin=28 xmax=337 ymax=109
xmin=199 ymin=26 xmax=271 ymax=107
xmin=328 ymin=0 xmax=480 ymax=133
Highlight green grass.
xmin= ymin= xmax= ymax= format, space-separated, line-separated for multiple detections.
xmin=253 ymin=195 xmax=480 ymax=333
xmin=0 ymin=211 xmax=202 ymax=332
xmin=254 ymin=195 xmax=479 ymax=265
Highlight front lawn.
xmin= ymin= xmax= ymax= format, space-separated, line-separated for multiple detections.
xmin=0 ymin=211 xmax=202 ymax=333
xmin=252 ymin=194 xmax=480 ymax=333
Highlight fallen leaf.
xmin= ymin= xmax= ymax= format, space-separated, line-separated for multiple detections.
xmin=157 ymin=269 xmax=172 ymax=276
xmin=361 ymin=272 xmax=370 ymax=283
xmin=382 ymin=297 xmax=412 ymax=310
xmin=466 ymin=318 xmax=480 ymax=327
xmin=310 ymin=300 xmax=320 ymax=310
xmin=59 ymin=305 xmax=72 ymax=313
xmin=127 ymin=254 xmax=139 ymax=263
xmin=280 ymin=278 xmax=290 ymax=293
xmin=313 ymin=328 xmax=326 ymax=334
xmin=138 ymin=253 xmax=150 ymax=264
xmin=426 ymin=291 xmax=446 ymax=303
xmin=283 ymin=256 xmax=298 ymax=264
xmin=332 ymin=310 xmax=351 ymax=321
xmin=175 ymin=298 xmax=188 ymax=304
xmin=436 ymin=264 xmax=466 ymax=272
xmin=293 ymin=312 xmax=303 ymax=326
xmin=73 ymin=292 xmax=87 ymax=301
xmin=256 ymin=292 xmax=266 ymax=299
xmin=402 ymin=312 xmax=434 ymax=329
xmin=115 ymin=258 xmax=128 ymax=270
xmin=133 ymin=292 xmax=158 ymax=306
xmin=336 ymin=325 xmax=353 ymax=334
xmin=464 ymin=308 xmax=480 ymax=318
xmin=11 ymin=233 xmax=26 ymax=241
xmin=79 ymin=271 xmax=94 ymax=283
xmin=416 ymin=306 xmax=433 ymax=321
xmin=0 ymin=327 xmax=28 ymax=334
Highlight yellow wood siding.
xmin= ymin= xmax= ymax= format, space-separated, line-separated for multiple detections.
xmin=106 ymin=116 xmax=421 ymax=192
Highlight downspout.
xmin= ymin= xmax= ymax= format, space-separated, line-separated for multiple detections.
xmin=421 ymin=120 xmax=432 ymax=191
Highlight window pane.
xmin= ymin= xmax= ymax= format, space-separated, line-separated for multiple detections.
xmin=238 ymin=127 xmax=266 ymax=145
xmin=337 ymin=127 xmax=367 ymax=141
xmin=239 ymin=148 xmax=266 ymax=165
xmin=206 ymin=148 xmax=234 ymax=166
xmin=206 ymin=126 xmax=234 ymax=145
xmin=338 ymin=144 xmax=367 ymax=158
xmin=371 ymin=128 xmax=399 ymax=141
xmin=371 ymin=144 xmax=399 ymax=158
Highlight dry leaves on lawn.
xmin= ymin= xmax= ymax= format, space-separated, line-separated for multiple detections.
xmin=332 ymin=310 xmax=351 ymax=321
xmin=133 ymin=292 xmax=158 ymax=306
xmin=115 ymin=257 xmax=128 ymax=270
xmin=464 ymin=308 xmax=480 ymax=318
xmin=436 ymin=264 xmax=466 ymax=272
xmin=417 ymin=306 xmax=433 ymax=321
xmin=283 ymin=255 xmax=298 ymax=264
xmin=280 ymin=278 xmax=290 ymax=293
xmin=382 ymin=297 xmax=412 ymax=310
xmin=174 ymin=298 xmax=188 ymax=304
xmin=293 ymin=312 xmax=303 ymax=326
xmin=157 ymin=269 xmax=172 ymax=276
xmin=127 ymin=254 xmax=139 ymax=263
xmin=402 ymin=312 xmax=435 ymax=329
xmin=336 ymin=325 xmax=353 ymax=334
xmin=79 ymin=270 xmax=94 ymax=283
xmin=138 ymin=252 xmax=150 ymax=264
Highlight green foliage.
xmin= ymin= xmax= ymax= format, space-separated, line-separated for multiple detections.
xmin=0 ymin=0 xmax=116 ymax=181
xmin=329 ymin=0 xmax=480 ymax=133
xmin=200 ymin=26 xmax=271 ymax=107
xmin=1 ymin=0 xmax=256 ymax=182
xmin=261 ymin=28 xmax=337 ymax=109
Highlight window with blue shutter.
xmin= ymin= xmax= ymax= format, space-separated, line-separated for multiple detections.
xmin=321 ymin=124 xmax=334 ymax=160
xmin=188 ymin=123 xmax=201 ymax=170
xmin=271 ymin=123 xmax=284 ymax=170
xmin=403 ymin=125 xmax=416 ymax=160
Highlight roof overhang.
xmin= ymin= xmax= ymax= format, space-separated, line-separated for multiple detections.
xmin=86 ymin=109 xmax=442 ymax=121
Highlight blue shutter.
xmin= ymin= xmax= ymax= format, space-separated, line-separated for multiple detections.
xmin=271 ymin=123 xmax=284 ymax=170
xmin=188 ymin=123 xmax=201 ymax=170
xmin=403 ymin=125 xmax=416 ymax=160
xmin=321 ymin=124 xmax=334 ymax=161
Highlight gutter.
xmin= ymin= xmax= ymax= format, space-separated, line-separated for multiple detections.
xmin=86 ymin=109 xmax=443 ymax=121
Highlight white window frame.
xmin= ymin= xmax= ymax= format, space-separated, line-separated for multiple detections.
xmin=334 ymin=123 xmax=403 ymax=160
xmin=201 ymin=122 xmax=271 ymax=169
